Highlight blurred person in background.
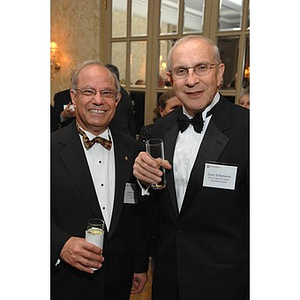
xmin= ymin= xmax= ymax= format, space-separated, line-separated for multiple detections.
xmin=238 ymin=87 xmax=250 ymax=109
xmin=138 ymin=90 xmax=182 ymax=143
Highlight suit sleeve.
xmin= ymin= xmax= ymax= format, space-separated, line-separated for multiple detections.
xmin=133 ymin=192 xmax=154 ymax=273
xmin=132 ymin=142 xmax=153 ymax=273
xmin=51 ymin=222 xmax=71 ymax=267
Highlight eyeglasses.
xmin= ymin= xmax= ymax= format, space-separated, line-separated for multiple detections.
xmin=170 ymin=63 xmax=217 ymax=79
xmin=75 ymin=87 xmax=117 ymax=99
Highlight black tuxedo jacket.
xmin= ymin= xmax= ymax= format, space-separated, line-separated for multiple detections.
xmin=51 ymin=121 xmax=151 ymax=300
xmin=150 ymin=95 xmax=249 ymax=300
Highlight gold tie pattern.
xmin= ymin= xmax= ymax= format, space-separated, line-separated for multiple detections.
xmin=76 ymin=123 xmax=112 ymax=150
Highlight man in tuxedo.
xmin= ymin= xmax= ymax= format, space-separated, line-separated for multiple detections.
xmin=51 ymin=60 xmax=151 ymax=300
xmin=133 ymin=35 xmax=249 ymax=299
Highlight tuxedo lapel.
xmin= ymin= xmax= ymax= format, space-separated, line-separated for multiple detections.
xmin=180 ymin=97 xmax=230 ymax=215
xmin=58 ymin=123 xmax=102 ymax=218
xmin=106 ymin=129 xmax=133 ymax=239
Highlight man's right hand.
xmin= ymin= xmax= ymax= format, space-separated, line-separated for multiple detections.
xmin=133 ymin=151 xmax=172 ymax=186
xmin=60 ymin=237 xmax=104 ymax=274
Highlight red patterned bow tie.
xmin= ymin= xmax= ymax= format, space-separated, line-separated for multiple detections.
xmin=76 ymin=124 xmax=112 ymax=150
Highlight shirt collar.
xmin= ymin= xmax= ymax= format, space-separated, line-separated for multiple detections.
xmin=77 ymin=125 xmax=111 ymax=141
xmin=182 ymin=92 xmax=220 ymax=120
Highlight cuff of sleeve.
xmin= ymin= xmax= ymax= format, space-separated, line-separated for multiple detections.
xmin=137 ymin=180 xmax=151 ymax=196
xmin=55 ymin=259 xmax=61 ymax=267
xmin=60 ymin=113 xmax=67 ymax=122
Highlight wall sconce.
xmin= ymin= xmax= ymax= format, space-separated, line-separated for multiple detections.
xmin=50 ymin=42 xmax=61 ymax=80
xmin=244 ymin=66 xmax=250 ymax=79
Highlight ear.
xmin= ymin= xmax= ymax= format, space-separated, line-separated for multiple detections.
xmin=166 ymin=72 xmax=173 ymax=86
xmin=217 ymin=63 xmax=225 ymax=88
xmin=159 ymin=107 xmax=164 ymax=117
xmin=70 ymin=89 xmax=77 ymax=109
xmin=115 ymin=92 xmax=122 ymax=106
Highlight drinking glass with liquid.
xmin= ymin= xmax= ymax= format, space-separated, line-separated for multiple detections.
xmin=85 ymin=218 xmax=105 ymax=270
xmin=145 ymin=138 xmax=166 ymax=190
xmin=85 ymin=218 xmax=105 ymax=249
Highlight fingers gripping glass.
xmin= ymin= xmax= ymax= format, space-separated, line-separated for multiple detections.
xmin=145 ymin=138 xmax=166 ymax=190
xmin=85 ymin=218 xmax=105 ymax=271
xmin=170 ymin=63 xmax=217 ymax=79
xmin=75 ymin=87 xmax=117 ymax=99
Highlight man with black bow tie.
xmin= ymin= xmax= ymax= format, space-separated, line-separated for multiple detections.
xmin=133 ymin=35 xmax=249 ymax=300
xmin=51 ymin=60 xmax=151 ymax=299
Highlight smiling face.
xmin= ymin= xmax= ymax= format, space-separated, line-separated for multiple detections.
xmin=71 ymin=64 xmax=120 ymax=135
xmin=167 ymin=37 xmax=225 ymax=116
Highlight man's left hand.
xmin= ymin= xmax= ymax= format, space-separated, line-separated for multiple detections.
xmin=131 ymin=272 xmax=148 ymax=294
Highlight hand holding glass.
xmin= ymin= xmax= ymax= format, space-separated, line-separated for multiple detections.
xmin=145 ymin=138 xmax=166 ymax=190
xmin=85 ymin=218 xmax=105 ymax=270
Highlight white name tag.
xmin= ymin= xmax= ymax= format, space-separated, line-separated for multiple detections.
xmin=203 ymin=162 xmax=238 ymax=190
xmin=124 ymin=183 xmax=138 ymax=204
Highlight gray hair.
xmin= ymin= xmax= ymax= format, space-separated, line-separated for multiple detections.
xmin=71 ymin=59 xmax=121 ymax=93
xmin=240 ymin=87 xmax=250 ymax=98
xmin=167 ymin=35 xmax=222 ymax=71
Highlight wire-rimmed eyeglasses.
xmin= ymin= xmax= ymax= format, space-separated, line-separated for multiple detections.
xmin=169 ymin=63 xmax=217 ymax=79
xmin=74 ymin=87 xmax=118 ymax=99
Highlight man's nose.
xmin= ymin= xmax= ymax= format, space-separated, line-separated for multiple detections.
xmin=185 ymin=69 xmax=200 ymax=86
xmin=92 ymin=91 xmax=105 ymax=105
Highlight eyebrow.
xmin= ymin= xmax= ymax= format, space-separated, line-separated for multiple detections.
xmin=173 ymin=61 xmax=212 ymax=68
xmin=78 ymin=86 xmax=115 ymax=91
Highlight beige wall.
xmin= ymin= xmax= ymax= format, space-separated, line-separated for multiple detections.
xmin=50 ymin=0 xmax=101 ymax=104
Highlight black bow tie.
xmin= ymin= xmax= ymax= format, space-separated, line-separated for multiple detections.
xmin=177 ymin=106 xmax=216 ymax=134
xmin=178 ymin=113 xmax=203 ymax=133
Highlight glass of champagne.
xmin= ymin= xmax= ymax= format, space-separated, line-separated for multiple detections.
xmin=145 ymin=138 xmax=166 ymax=190
xmin=85 ymin=218 xmax=105 ymax=270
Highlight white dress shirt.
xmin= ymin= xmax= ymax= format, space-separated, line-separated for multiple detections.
xmin=139 ymin=93 xmax=220 ymax=211
xmin=173 ymin=93 xmax=220 ymax=212
xmin=78 ymin=127 xmax=115 ymax=231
